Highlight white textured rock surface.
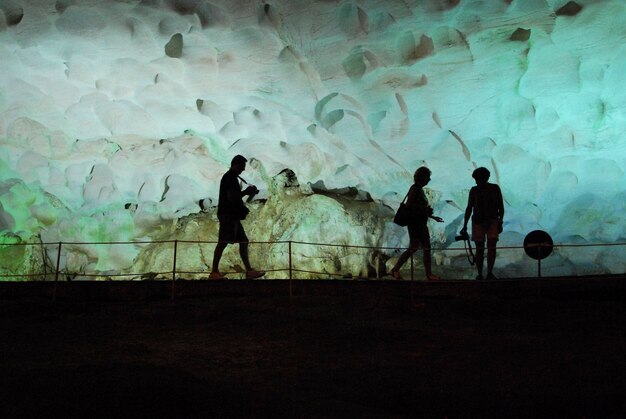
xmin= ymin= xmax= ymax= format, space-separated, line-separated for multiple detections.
xmin=0 ymin=0 xmax=625 ymax=278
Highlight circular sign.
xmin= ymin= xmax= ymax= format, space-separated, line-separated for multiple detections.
xmin=523 ymin=230 xmax=553 ymax=260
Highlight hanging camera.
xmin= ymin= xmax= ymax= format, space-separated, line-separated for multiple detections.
xmin=455 ymin=228 xmax=474 ymax=266
xmin=238 ymin=176 xmax=259 ymax=203
xmin=455 ymin=230 xmax=469 ymax=242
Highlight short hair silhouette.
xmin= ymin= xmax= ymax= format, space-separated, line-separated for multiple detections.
xmin=414 ymin=166 xmax=431 ymax=181
xmin=472 ymin=167 xmax=490 ymax=182
xmin=231 ymin=155 xmax=247 ymax=166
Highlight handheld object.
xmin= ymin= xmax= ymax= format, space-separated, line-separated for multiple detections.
xmin=238 ymin=176 xmax=259 ymax=202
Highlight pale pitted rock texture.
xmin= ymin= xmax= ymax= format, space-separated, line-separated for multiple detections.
xmin=0 ymin=0 xmax=624 ymax=278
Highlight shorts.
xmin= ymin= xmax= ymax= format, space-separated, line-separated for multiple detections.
xmin=407 ymin=223 xmax=430 ymax=248
xmin=218 ymin=217 xmax=249 ymax=244
xmin=472 ymin=219 xmax=500 ymax=242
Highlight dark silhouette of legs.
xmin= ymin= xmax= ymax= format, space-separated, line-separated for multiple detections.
xmin=392 ymin=244 xmax=418 ymax=277
xmin=212 ymin=242 xmax=228 ymax=273
xmin=239 ymin=242 xmax=252 ymax=271
xmin=486 ymin=238 xmax=498 ymax=277
xmin=475 ymin=240 xmax=485 ymax=278
xmin=391 ymin=238 xmax=438 ymax=280
xmin=422 ymin=245 xmax=434 ymax=278
xmin=475 ymin=239 xmax=497 ymax=279
xmin=211 ymin=241 xmax=263 ymax=279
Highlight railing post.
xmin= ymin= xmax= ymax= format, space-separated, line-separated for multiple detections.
xmin=536 ymin=245 xmax=543 ymax=298
xmin=40 ymin=241 xmax=47 ymax=280
xmin=288 ymin=241 xmax=293 ymax=298
xmin=53 ymin=242 xmax=62 ymax=301
xmin=171 ymin=240 xmax=178 ymax=300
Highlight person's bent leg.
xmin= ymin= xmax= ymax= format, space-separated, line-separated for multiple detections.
xmin=392 ymin=246 xmax=416 ymax=271
xmin=393 ymin=223 xmax=426 ymax=279
xmin=391 ymin=236 xmax=419 ymax=279
xmin=235 ymin=222 xmax=264 ymax=279
xmin=240 ymin=242 xmax=265 ymax=279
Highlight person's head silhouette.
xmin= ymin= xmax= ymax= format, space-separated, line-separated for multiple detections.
xmin=413 ymin=167 xmax=432 ymax=187
xmin=472 ymin=167 xmax=490 ymax=185
xmin=231 ymin=155 xmax=247 ymax=175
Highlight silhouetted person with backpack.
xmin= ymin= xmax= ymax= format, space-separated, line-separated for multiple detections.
xmin=461 ymin=167 xmax=504 ymax=280
xmin=209 ymin=155 xmax=264 ymax=280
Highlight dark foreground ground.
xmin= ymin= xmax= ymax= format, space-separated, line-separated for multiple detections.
xmin=1 ymin=277 xmax=626 ymax=418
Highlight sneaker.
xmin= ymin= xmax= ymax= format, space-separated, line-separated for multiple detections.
xmin=209 ymin=271 xmax=226 ymax=280
xmin=486 ymin=272 xmax=497 ymax=280
xmin=426 ymin=274 xmax=441 ymax=281
xmin=475 ymin=274 xmax=484 ymax=281
xmin=246 ymin=270 xmax=265 ymax=279
xmin=390 ymin=269 xmax=402 ymax=280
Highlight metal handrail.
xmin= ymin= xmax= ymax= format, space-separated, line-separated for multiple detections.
xmin=0 ymin=239 xmax=624 ymax=299
xmin=2 ymin=239 xmax=625 ymax=249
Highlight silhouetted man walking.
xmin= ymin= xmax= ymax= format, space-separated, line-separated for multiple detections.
xmin=209 ymin=155 xmax=264 ymax=280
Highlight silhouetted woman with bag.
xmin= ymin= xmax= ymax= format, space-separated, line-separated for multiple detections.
xmin=390 ymin=167 xmax=443 ymax=280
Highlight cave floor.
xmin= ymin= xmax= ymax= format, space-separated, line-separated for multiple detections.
xmin=1 ymin=277 xmax=626 ymax=418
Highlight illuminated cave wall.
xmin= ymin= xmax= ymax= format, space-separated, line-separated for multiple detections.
xmin=0 ymin=0 xmax=624 ymax=278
